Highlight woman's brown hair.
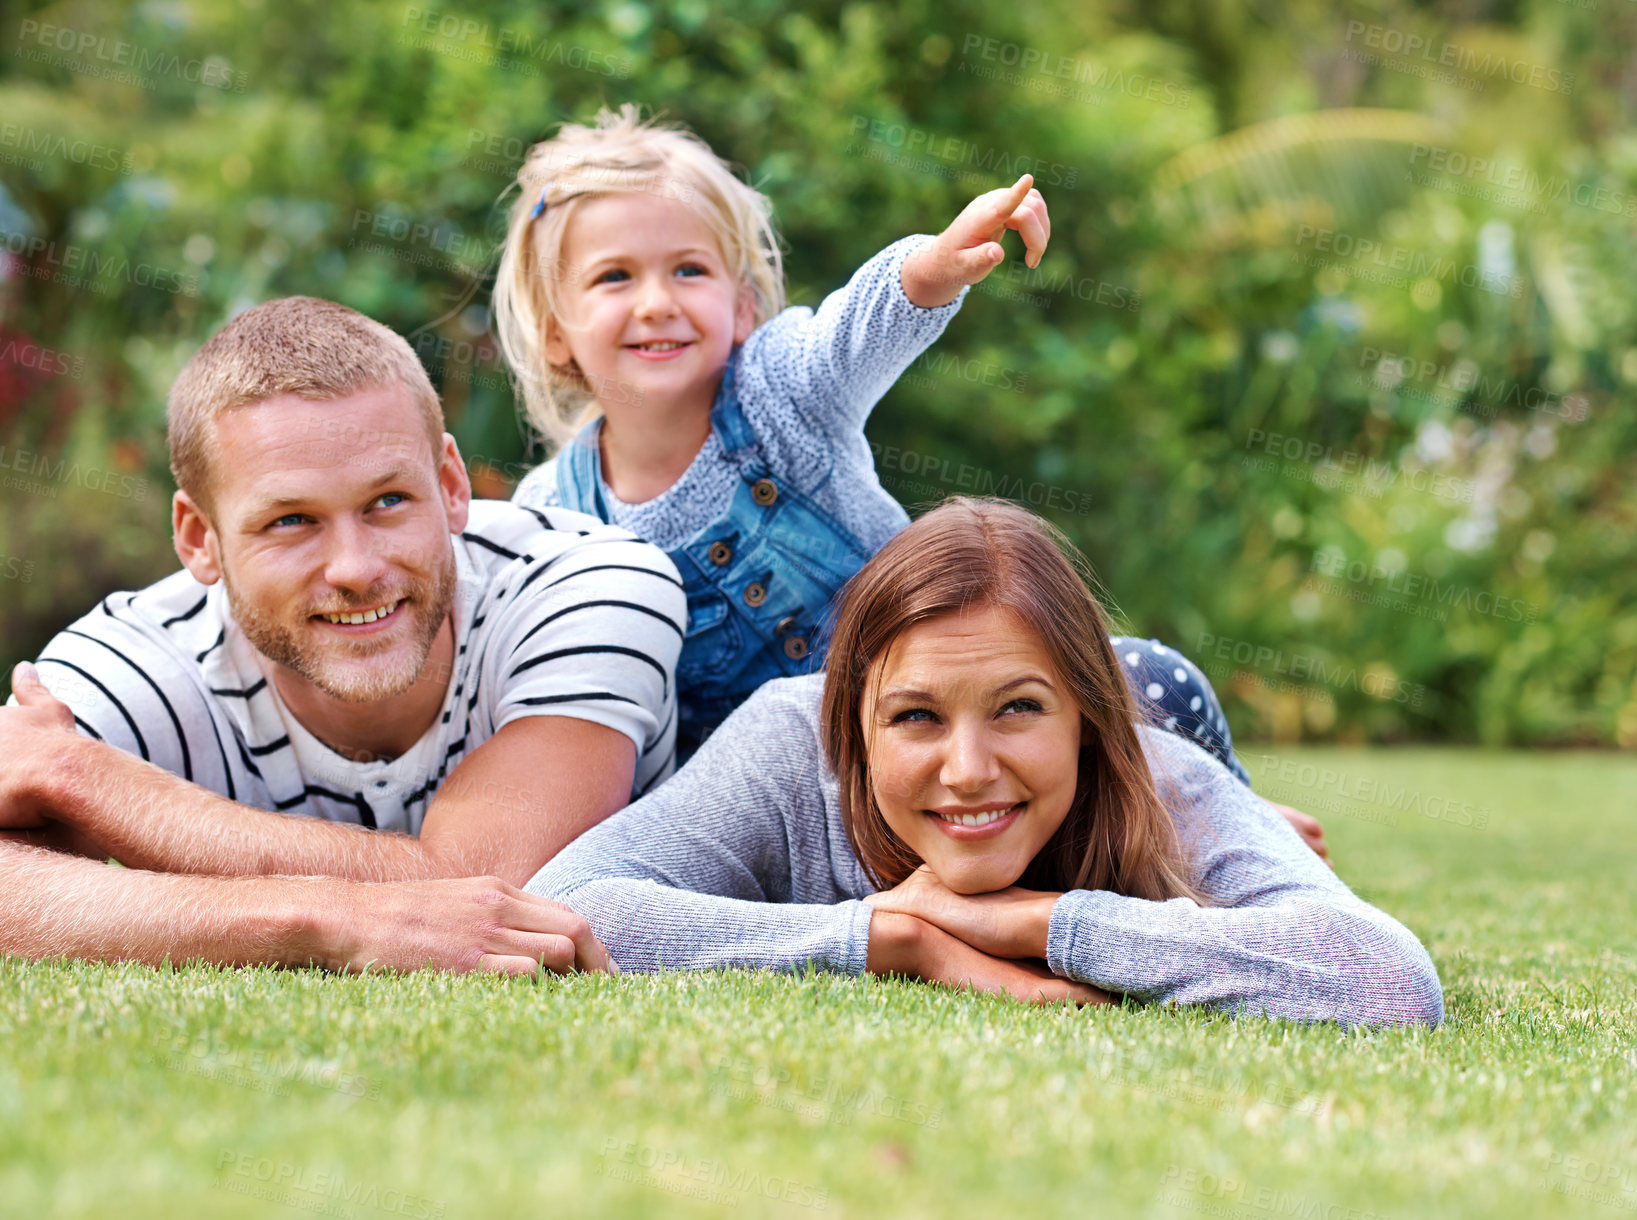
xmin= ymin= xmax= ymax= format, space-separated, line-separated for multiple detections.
xmin=820 ymin=497 xmax=1203 ymax=903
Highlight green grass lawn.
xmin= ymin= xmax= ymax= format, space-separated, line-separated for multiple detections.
xmin=3 ymin=748 xmax=1633 ymax=1219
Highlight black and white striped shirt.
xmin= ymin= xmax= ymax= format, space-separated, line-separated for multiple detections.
xmin=31 ymin=501 xmax=685 ymax=834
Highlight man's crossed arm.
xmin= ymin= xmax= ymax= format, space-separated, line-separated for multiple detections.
xmin=2 ymin=662 xmax=634 ymax=887
xmin=0 ymin=663 xmax=625 ymax=972
xmin=0 ymin=836 xmax=612 ymax=974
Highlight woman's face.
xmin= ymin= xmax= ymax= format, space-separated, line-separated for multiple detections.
xmin=862 ymin=604 xmax=1085 ymax=894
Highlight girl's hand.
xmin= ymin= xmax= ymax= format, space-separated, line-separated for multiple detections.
xmin=865 ymin=864 xmax=1059 ymax=960
xmin=867 ymin=909 xmax=1108 ymax=1007
xmin=900 ymin=174 xmax=1051 ymax=307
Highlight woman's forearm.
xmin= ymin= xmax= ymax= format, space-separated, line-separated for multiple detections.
xmin=1046 ymin=889 xmax=1444 ymax=1026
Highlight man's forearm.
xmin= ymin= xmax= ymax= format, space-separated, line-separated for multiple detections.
xmin=40 ymin=736 xmax=445 ymax=882
xmin=0 ymin=837 xmax=332 ymax=967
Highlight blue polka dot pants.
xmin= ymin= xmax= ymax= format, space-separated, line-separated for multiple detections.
xmin=1111 ymin=636 xmax=1251 ymax=786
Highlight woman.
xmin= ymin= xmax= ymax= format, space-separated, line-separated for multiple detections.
xmin=526 ymin=498 xmax=1443 ymax=1025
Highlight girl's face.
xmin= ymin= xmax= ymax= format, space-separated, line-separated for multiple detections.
xmin=544 ymin=192 xmax=754 ymax=418
xmin=862 ymin=605 xmax=1086 ymax=894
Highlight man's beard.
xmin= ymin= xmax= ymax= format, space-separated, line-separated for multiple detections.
xmin=226 ymin=558 xmax=458 ymax=704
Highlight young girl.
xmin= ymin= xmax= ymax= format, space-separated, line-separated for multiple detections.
xmin=493 ymin=107 xmax=1047 ymax=747
xmin=492 ymin=107 xmax=1327 ymax=859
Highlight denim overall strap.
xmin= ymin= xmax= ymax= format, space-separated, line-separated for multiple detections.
xmin=706 ymin=361 xmax=761 ymax=471
xmin=553 ymin=418 xmax=614 ymax=522
xmin=668 ymin=364 xmax=876 ymax=744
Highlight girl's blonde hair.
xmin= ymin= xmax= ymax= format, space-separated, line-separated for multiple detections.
xmin=492 ymin=105 xmax=785 ymax=449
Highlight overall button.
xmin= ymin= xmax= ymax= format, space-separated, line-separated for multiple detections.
xmin=784 ymin=636 xmax=809 ymax=660
xmin=774 ymin=615 xmax=797 ymax=636
xmin=751 ymin=478 xmax=778 ymax=506
xmin=743 ymin=582 xmax=768 ymax=607
xmin=707 ymin=541 xmax=733 ymax=566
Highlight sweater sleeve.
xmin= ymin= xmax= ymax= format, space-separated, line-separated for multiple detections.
xmin=524 ymin=676 xmax=873 ymax=974
xmin=734 ymin=236 xmax=966 ymax=441
xmin=1045 ymin=728 xmax=1445 ymax=1027
xmin=510 ymin=457 xmax=563 ymax=510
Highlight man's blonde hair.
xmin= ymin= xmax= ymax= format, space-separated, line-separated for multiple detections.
xmin=491 ymin=104 xmax=784 ymax=450
xmin=167 ymin=296 xmax=444 ymax=512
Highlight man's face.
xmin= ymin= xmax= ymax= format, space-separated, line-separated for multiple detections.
xmin=183 ymin=387 xmax=469 ymax=705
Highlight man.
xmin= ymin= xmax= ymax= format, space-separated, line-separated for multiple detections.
xmin=0 ymin=297 xmax=685 ymax=975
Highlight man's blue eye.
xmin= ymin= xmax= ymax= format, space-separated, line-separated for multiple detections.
xmin=273 ymin=514 xmax=305 ymax=528
xmin=378 ymin=493 xmax=405 ymax=507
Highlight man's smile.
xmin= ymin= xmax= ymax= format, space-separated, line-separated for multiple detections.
xmin=314 ymin=599 xmax=404 ymax=628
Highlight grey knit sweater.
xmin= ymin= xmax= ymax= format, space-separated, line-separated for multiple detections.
xmin=526 ymin=675 xmax=1445 ymax=1026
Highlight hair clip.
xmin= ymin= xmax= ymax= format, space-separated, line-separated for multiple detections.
xmin=528 ymin=183 xmax=553 ymax=220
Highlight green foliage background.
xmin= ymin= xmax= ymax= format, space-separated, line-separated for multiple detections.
xmin=2 ymin=0 xmax=1633 ymax=746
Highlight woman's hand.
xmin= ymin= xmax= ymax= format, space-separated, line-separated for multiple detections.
xmin=1268 ymin=802 xmax=1332 ymax=867
xmin=867 ymin=908 xmax=1108 ymax=1007
xmin=900 ymin=174 xmax=1051 ymax=307
xmin=865 ymin=865 xmax=1059 ymax=960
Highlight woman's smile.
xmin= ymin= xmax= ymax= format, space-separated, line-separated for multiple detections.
xmin=926 ymin=800 xmax=1025 ymax=840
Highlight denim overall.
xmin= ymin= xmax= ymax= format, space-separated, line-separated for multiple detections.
xmin=555 ymin=367 xmax=873 ymax=752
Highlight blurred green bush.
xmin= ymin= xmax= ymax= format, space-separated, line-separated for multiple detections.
xmin=2 ymin=0 xmax=1633 ymax=746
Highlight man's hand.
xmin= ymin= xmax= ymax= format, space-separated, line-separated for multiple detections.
xmin=1268 ymin=802 xmax=1332 ymax=867
xmin=309 ymin=874 xmax=617 ymax=977
xmin=866 ymin=864 xmax=1058 ymax=960
xmin=900 ymin=174 xmax=1052 ymax=308
xmin=867 ymin=908 xmax=1107 ymax=1006
xmin=0 ymin=662 xmax=81 ymax=831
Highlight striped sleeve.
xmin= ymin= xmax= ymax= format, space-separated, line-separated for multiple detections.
xmin=480 ymin=518 xmax=685 ymax=781
xmin=511 ymin=457 xmax=564 ymax=511
xmin=29 ymin=597 xmax=239 ymax=799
